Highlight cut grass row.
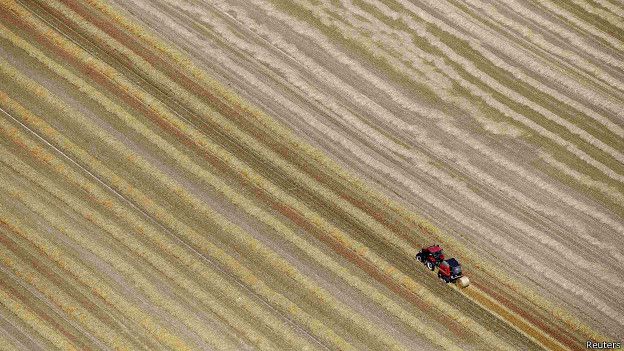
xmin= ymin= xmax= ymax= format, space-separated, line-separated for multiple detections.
xmin=280 ymin=0 xmax=624 ymax=187
xmin=73 ymin=0 xmax=606 ymax=343
xmin=0 ymin=275 xmax=77 ymax=351
xmin=3 ymin=155 xmax=275 ymax=350
xmin=0 ymin=293 xmax=59 ymax=351
xmin=0 ymin=122 xmax=288 ymax=350
xmin=0 ymin=199 xmax=161 ymax=350
xmin=161 ymin=0 xmax=624 ymax=230
xmin=0 ymin=196 xmax=194 ymax=351
xmin=4 ymin=0 xmax=572 ymax=346
xmin=0 ymin=202 xmax=133 ymax=351
xmin=0 ymin=101 xmax=319 ymax=350
xmin=0 ymin=164 xmax=242 ymax=351
xmin=0 ymin=12 xmax=457 ymax=350
xmin=366 ymin=0 xmax=624 ymax=161
xmin=0 ymin=249 xmax=99 ymax=350
xmin=0 ymin=204 xmax=192 ymax=350
xmin=446 ymin=0 xmax=624 ymax=95
xmin=0 ymin=54 xmax=392 ymax=351
xmin=0 ymin=330 xmax=20 ymax=351
xmin=193 ymin=0 xmax=624 ymax=253
xmin=0 ymin=153 xmax=267 ymax=350
xmin=31 ymin=0 xmax=418 ymax=259
xmin=0 ymin=171 xmax=192 ymax=350
xmin=0 ymin=51 xmax=362 ymax=349
xmin=150 ymin=0 xmax=624 ymax=240
xmin=0 ymin=12 xmax=491 ymax=349
xmin=3 ymin=0 xmax=604 ymax=348
xmin=0 ymin=159 xmax=292 ymax=350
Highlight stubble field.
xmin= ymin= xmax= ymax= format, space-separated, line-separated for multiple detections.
xmin=0 ymin=0 xmax=622 ymax=350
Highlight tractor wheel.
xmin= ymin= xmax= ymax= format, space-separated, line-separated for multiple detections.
xmin=426 ymin=261 xmax=434 ymax=271
xmin=416 ymin=254 xmax=422 ymax=262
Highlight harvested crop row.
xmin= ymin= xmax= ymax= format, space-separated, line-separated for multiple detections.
xmin=279 ymin=0 xmax=624 ymax=187
xmin=537 ymin=0 xmax=624 ymax=51
xmin=0 ymin=164 xmax=239 ymax=351
xmin=0 ymin=92 xmax=319 ymax=350
xmin=0 ymin=63 xmax=354 ymax=351
xmin=0 ymin=51 xmax=393 ymax=350
xmin=0 ymin=170 xmax=294 ymax=349
xmin=539 ymin=150 xmax=624 ymax=205
xmin=177 ymin=0 xmax=624 ymax=285
xmin=564 ymin=0 xmax=624 ymax=32
xmin=0 ymin=203 xmax=196 ymax=351
xmin=0 ymin=144 xmax=265 ymax=349
xmin=0 ymin=264 xmax=79 ymax=351
xmin=0 ymin=148 xmax=273 ymax=350
xmin=448 ymin=0 xmax=624 ymax=94
xmin=152 ymin=0 xmax=624 ymax=236
xmin=72 ymin=0 xmax=605 ymax=343
xmin=515 ymin=1 xmax=624 ymax=69
xmin=0 ymin=197 xmax=160 ymax=350
xmin=189 ymin=0 xmax=624 ymax=236
xmin=0 ymin=175 xmax=193 ymax=351
xmin=33 ymin=0 xmax=419 ymax=261
xmin=0 ymin=36 xmax=461 ymax=350
xmin=420 ymin=0 xmax=624 ymax=99
xmin=0 ymin=10 xmax=428 ymax=350
xmin=0 ymin=202 xmax=133 ymax=351
xmin=0 ymin=286 xmax=56 ymax=351
xmin=0 ymin=330 xmax=20 ymax=351
xmin=460 ymin=285 xmax=568 ymax=351
xmin=0 ymin=131 xmax=283 ymax=351
xmin=26 ymin=3 xmax=556 ymax=350
xmin=3 ymin=265 xmax=122 ymax=350
xmin=173 ymin=0 xmax=624 ymax=240
xmin=417 ymin=0 xmax=624 ymax=111
xmin=354 ymin=0 xmax=624 ymax=161
xmin=0 ymin=254 xmax=99 ymax=350
xmin=0 ymin=9 xmax=510 ymax=349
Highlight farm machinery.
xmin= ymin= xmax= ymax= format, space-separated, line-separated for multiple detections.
xmin=416 ymin=245 xmax=470 ymax=288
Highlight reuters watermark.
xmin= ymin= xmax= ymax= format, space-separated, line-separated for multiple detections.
xmin=586 ymin=341 xmax=622 ymax=349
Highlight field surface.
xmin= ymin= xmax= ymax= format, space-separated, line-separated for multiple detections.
xmin=0 ymin=0 xmax=622 ymax=350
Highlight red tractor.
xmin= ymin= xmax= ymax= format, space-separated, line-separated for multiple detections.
xmin=415 ymin=245 xmax=445 ymax=271
xmin=416 ymin=246 xmax=470 ymax=288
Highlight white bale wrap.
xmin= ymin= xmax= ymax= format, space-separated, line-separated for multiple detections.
xmin=456 ymin=276 xmax=470 ymax=288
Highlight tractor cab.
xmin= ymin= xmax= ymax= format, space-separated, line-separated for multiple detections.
xmin=416 ymin=245 xmax=445 ymax=270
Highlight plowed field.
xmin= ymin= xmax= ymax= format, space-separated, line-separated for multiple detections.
xmin=0 ymin=0 xmax=622 ymax=350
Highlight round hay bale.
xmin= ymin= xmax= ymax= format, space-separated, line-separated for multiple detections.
xmin=456 ymin=276 xmax=470 ymax=288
